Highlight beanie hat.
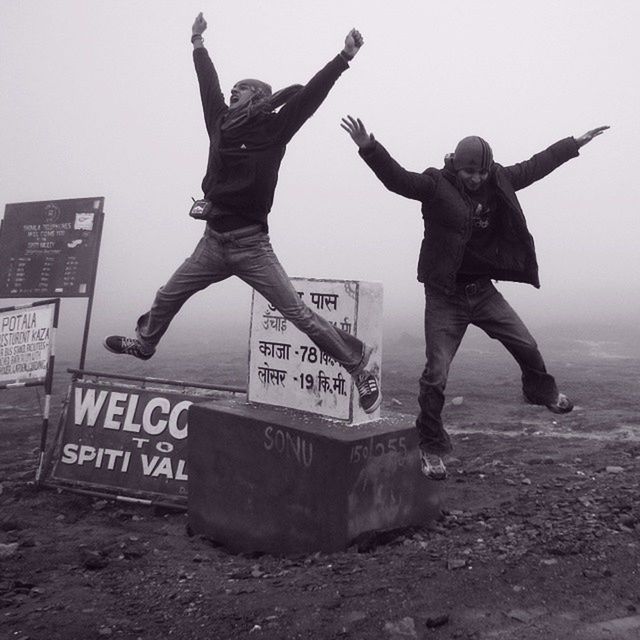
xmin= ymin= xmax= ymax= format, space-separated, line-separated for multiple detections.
xmin=238 ymin=78 xmax=273 ymax=99
xmin=452 ymin=136 xmax=494 ymax=171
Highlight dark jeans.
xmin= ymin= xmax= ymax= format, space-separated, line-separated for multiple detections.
xmin=417 ymin=279 xmax=558 ymax=455
xmin=136 ymin=226 xmax=367 ymax=374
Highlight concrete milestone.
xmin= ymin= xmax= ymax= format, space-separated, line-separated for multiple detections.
xmin=188 ymin=399 xmax=442 ymax=553
xmin=188 ymin=277 xmax=440 ymax=553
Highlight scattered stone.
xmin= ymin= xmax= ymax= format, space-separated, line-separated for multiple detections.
xmin=80 ymin=549 xmax=109 ymax=570
xmin=521 ymin=478 xmax=532 ymax=485
xmin=447 ymin=558 xmax=468 ymax=570
xmin=384 ymin=616 xmax=417 ymax=638
xmin=343 ymin=610 xmax=367 ymax=625
xmin=505 ymin=609 xmax=533 ymax=623
xmin=582 ymin=569 xmax=604 ymax=580
xmin=123 ymin=544 xmax=147 ymax=559
xmin=582 ymin=615 xmax=640 ymax=636
xmin=93 ymin=500 xmax=109 ymax=511
xmin=606 ymin=466 xmax=624 ymax=474
xmin=540 ymin=558 xmax=558 ymax=566
xmin=0 ymin=542 xmax=19 ymax=558
xmin=425 ymin=614 xmax=449 ymax=628
xmin=0 ymin=519 xmax=23 ymax=532
xmin=451 ymin=396 xmax=464 ymax=406
xmin=391 ymin=398 xmax=403 ymax=407
xmin=98 ymin=627 xmax=113 ymax=636
xmin=19 ymin=537 xmax=37 ymax=548
xmin=250 ymin=565 xmax=265 ymax=578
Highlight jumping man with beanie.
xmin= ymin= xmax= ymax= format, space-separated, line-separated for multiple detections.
xmin=341 ymin=116 xmax=608 ymax=475
xmin=104 ymin=13 xmax=381 ymax=413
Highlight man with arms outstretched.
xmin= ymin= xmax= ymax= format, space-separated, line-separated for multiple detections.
xmin=105 ymin=14 xmax=381 ymax=413
xmin=342 ymin=115 xmax=608 ymax=473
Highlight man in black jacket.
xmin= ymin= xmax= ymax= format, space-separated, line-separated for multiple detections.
xmin=104 ymin=13 xmax=381 ymax=413
xmin=342 ymin=116 xmax=608 ymax=475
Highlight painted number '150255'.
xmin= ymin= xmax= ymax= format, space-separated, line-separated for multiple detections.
xmin=349 ymin=437 xmax=408 ymax=464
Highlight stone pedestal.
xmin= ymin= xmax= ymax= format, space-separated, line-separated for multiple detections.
xmin=188 ymin=399 xmax=442 ymax=554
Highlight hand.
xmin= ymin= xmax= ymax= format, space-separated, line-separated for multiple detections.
xmin=341 ymin=115 xmax=375 ymax=150
xmin=342 ymin=28 xmax=364 ymax=60
xmin=575 ymin=125 xmax=609 ymax=148
xmin=192 ymin=12 xmax=207 ymax=36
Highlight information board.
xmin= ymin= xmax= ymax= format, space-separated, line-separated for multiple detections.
xmin=0 ymin=300 xmax=58 ymax=388
xmin=0 ymin=198 xmax=104 ymax=298
xmin=0 ymin=302 xmax=56 ymax=387
xmin=248 ymin=278 xmax=382 ymax=423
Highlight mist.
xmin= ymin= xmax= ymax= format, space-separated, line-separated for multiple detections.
xmin=2 ymin=0 xmax=639 ymax=371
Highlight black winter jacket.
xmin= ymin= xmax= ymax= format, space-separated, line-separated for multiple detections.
xmin=193 ymin=47 xmax=350 ymax=230
xmin=359 ymin=137 xmax=580 ymax=295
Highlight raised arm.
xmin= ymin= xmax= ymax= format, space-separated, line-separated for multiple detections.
xmin=341 ymin=116 xmax=437 ymax=202
xmin=191 ymin=13 xmax=227 ymax=136
xmin=504 ymin=126 xmax=609 ymax=191
xmin=274 ymin=29 xmax=364 ymax=142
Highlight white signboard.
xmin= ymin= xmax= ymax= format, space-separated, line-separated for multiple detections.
xmin=0 ymin=303 xmax=55 ymax=386
xmin=248 ymin=278 xmax=382 ymax=423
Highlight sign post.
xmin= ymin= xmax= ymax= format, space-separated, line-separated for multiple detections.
xmin=248 ymin=277 xmax=383 ymax=424
xmin=0 ymin=298 xmax=60 ymax=481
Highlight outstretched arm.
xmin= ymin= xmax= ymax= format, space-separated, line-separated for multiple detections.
xmin=504 ymin=126 xmax=609 ymax=191
xmin=341 ymin=116 xmax=436 ymax=201
xmin=274 ymin=29 xmax=364 ymax=142
xmin=191 ymin=12 xmax=227 ymax=136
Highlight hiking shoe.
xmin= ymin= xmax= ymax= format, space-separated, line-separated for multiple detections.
xmin=420 ymin=448 xmax=447 ymax=481
xmin=103 ymin=335 xmax=154 ymax=360
xmin=355 ymin=370 xmax=381 ymax=413
xmin=546 ymin=392 xmax=573 ymax=414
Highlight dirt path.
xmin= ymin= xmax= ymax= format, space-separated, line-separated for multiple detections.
xmin=2 ymin=350 xmax=640 ymax=640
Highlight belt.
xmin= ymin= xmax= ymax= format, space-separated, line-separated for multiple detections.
xmin=206 ymin=224 xmax=263 ymax=240
xmin=456 ymin=277 xmax=491 ymax=296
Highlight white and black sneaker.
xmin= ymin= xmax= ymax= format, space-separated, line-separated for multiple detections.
xmin=420 ymin=448 xmax=447 ymax=481
xmin=355 ymin=370 xmax=381 ymax=413
xmin=104 ymin=335 xmax=154 ymax=361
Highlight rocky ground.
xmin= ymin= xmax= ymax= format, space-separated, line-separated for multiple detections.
xmin=1 ymin=339 xmax=640 ymax=640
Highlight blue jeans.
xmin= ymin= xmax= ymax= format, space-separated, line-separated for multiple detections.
xmin=417 ymin=279 xmax=558 ymax=454
xmin=136 ymin=226 xmax=367 ymax=374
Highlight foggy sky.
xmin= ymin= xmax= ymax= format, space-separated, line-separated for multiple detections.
xmin=2 ymin=0 xmax=639 ymax=363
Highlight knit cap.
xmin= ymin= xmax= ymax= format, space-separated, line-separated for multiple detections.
xmin=452 ymin=136 xmax=494 ymax=171
xmin=238 ymin=78 xmax=272 ymax=99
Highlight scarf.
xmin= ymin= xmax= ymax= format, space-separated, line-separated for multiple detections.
xmin=220 ymin=84 xmax=303 ymax=133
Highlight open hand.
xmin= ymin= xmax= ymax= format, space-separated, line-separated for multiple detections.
xmin=192 ymin=12 xmax=207 ymax=36
xmin=341 ymin=115 xmax=375 ymax=150
xmin=342 ymin=28 xmax=364 ymax=60
xmin=575 ymin=125 xmax=609 ymax=148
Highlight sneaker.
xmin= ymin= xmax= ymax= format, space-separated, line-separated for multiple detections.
xmin=420 ymin=448 xmax=447 ymax=481
xmin=103 ymin=335 xmax=154 ymax=361
xmin=355 ymin=370 xmax=381 ymax=413
xmin=546 ymin=392 xmax=573 ymax=414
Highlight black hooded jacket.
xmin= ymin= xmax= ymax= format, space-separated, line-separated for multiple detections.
xmin=193 ymin=47 xmax=349 ymax=230
xmin=358 ymin=137 xmax=580 ymax=295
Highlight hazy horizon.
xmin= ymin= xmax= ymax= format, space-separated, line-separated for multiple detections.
xmin=2 ymin=0 xmax=639 ymax=371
